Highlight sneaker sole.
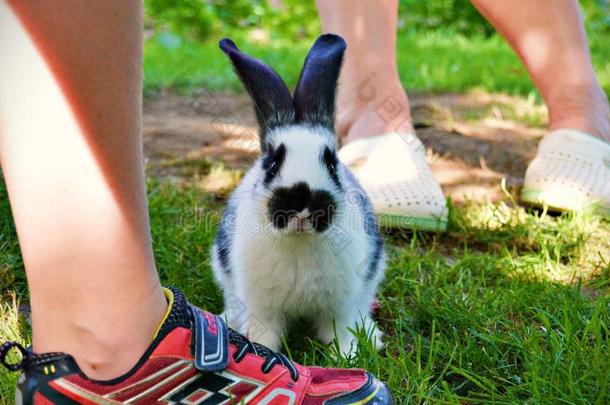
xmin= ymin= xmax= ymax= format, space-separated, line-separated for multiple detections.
xmin=521 ymin=189 xmax=610 ymax=218
xmin=377 ymin=213 xmax=448 ymax=231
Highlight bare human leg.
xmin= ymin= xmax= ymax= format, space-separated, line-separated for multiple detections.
xmin=315 ymin=0 xmax=448 ymax=232
xmin=0 ymin=3 xmax=396 ymax=403
xmin=0 ymin=1 xmax=166 ymax=379
xmin=316 ymin=0 xmax=413 ymax=144
xmin=471 ymin=0 xmax=610 ymax=143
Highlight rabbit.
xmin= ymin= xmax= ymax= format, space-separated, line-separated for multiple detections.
xmin=211 ymin=34 xmax=386 ymax=355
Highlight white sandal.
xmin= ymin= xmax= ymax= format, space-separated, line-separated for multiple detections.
xmin=339 ymin=132 xmax=448 ymax=231
xmin=521 ymin=129 xmax=610 ymax=217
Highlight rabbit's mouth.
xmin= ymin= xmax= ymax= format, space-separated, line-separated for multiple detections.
xmin=284 ymin=209 xmax=316 ymax=233
xmin=269 ymin=205 xmax=336 ymax=233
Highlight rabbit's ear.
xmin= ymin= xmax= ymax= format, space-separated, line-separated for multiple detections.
xmin=219 ymin=38 xmax=295 ymax=150
xmin=293 ymin=34 xmax=347 ymax=132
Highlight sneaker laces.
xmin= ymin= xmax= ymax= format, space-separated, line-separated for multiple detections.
xmin=228 ymin=329 xmax=299 ymax=382
xmin=166 ymin=287 xmax=299 ymax=382
xmin=1 ymin=341 xmax=71 ymax=373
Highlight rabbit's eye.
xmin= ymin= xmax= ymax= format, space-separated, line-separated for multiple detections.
xmin=322 ymin=147 xmax=341 ymax=188
xmin=262 ymin=144 xmax=286 ymax=186
xmin=270 ymin=161 xmax=279 ymax=175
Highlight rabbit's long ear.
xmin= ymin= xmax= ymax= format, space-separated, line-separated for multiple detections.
xmin=219 ymin=38 xmax=295 ymax=150
xmin=293 ymin=34 xmax=347 ymax=132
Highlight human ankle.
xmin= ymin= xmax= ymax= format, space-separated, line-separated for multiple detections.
xmin=336 ymin=73 xmax=413 ymax=143
xmin=546 ymin=83 xmax=610 ymax=143
xmin=68 ymin=329 xmax=152 ymax=379
xmin=31 ymin=286 xmax=168 ymax=380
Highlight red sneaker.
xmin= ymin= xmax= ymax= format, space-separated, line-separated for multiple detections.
xmin=1 ymin=288 xmax=393 ymax=404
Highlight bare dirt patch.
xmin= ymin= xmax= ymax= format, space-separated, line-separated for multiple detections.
xmin=143 ymin=90 xmax=547 ymax=202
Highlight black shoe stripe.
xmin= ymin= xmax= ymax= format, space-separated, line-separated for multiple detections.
xmin=37 ymin=384 xmax=81 ymax=405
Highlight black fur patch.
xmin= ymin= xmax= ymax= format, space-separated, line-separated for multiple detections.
xmin=262 ymin=143 xmax=286 ymax=186
xmin=322 ymin=147 xmax=341 ymax=189
xmin=309 ymin=190 xmax=336 ymax=233
xmin=268 ymin=182 xmax=335 ymax=232
xmin=359 ymin=187 xmax=384 ymax=280
xmin=268 ymin=182 xmax=310 ymax=229
xmin=342 ymin=170 xmax=384 ymax=281
xmin=215 ymin=201 xmax=237 ymax=274
xmin=366 ymin=235 xmax=384 ymax=280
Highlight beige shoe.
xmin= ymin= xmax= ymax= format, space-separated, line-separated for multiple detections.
xmin=339 ymin=132 xmax=448 ymax=231
xmin=521 ymin=129 xmax=610 ymax=217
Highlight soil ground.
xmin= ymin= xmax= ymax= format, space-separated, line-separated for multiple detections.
xmin=143 ymin=90 xmax=548 ymax=202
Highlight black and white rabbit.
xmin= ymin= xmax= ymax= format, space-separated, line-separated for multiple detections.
xmin=212 ymin=34 xmax=386 ymax=355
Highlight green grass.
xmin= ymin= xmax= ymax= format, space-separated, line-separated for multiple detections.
xmin=2 ymin=8 xmax=610 ymax=403
xmin=1 ymin=177 xmax=608 ymax=404
xmin=143 ymin=29 xmax=610 ymax=98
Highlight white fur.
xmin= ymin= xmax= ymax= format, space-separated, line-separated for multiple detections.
xmin=212 ymin=125 xmax=386 ymax=355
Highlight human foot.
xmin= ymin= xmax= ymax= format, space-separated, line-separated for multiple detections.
xmin=1 ymin=288 xmax=393 ymax=404
xmin=521 ymin=129 xmax=610 ymax=217
xmin=339 ymin=132 xmax=448 ymax=231
xmin=521 ymin=83 xmax=610 ymax=215
xmin=335 ymin=76 xmax=447 ymax=230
